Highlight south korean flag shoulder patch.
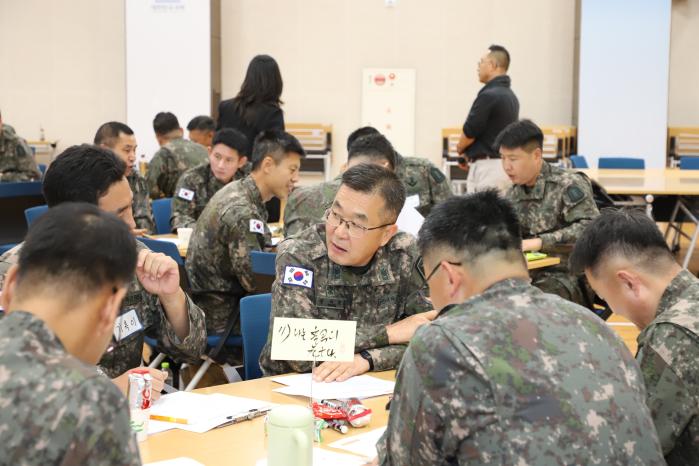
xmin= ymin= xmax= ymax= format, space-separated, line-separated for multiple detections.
xmin=249 ymin=219 xmax=265 ymax=234
xmin=178 ymin=187 xmax=195 ymax=201
xmin=282 ymin=266 xmax=314 ymax=289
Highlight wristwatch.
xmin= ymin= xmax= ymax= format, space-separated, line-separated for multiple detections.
xmin=359 ymin=350 xmax=375 ymax=372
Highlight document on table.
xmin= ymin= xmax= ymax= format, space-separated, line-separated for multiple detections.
xmin=255 ymin=448 xmax=368 ymax=466
xmin=144 ymin=458 xmax=204 ymax=466
xmin=329 ymin=427 xmax=387 ymax=459
xmin=147 ymin=391 xmax=273 ymax=435
xmin=271 ymin=373 xmax=394 ymax=399
xmin=396 ymin=195 xmax=424 ymax=237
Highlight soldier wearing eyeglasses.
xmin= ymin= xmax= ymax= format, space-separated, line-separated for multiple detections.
xmin=259 ymin=164 xmax=435 ymax=382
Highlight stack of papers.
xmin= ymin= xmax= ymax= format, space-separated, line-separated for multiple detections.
xmin=329 ymin=427 xmax=386 ymax=459
xmin=271 ymin=374 xmax=394 ymax=399
xmin=147 ymin=391 xmax=273 ymax=435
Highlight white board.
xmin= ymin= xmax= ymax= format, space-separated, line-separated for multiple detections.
xmin=361 ymin=68 xmax=416 ymax=156
xmin=125 ymin=0 xmax=211 ymax=162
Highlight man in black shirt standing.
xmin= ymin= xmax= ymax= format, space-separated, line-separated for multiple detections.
xmin=457 ymin=45 xmax=519 ymax=194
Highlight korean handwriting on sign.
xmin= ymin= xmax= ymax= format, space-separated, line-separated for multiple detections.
xmin=271 ymin=317 xmax=357 ymax=362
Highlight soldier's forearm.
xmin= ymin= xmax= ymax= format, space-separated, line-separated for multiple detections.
xmin=159 ymin=288 xmax=190 ymax=340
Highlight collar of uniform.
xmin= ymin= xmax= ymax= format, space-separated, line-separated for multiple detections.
xmin=203 ymin=162 xmax=225 ymax=189
xmin=241 ymin=176 xmax=268 ymax=220
xmin=3 ymin=310 xmax=67 ymax=357
xmin=483 ymin=74 xmax=511 ymax=91
xmin=654 ymin=269 xmax=696 ymax=321
xmin=436 ymin=277 xmax=531 ymax=319
xmin=523 ymin=161 xmax=551 ymax=199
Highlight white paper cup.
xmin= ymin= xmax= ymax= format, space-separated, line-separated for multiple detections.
xmin=177 ymin=227 xmax=193 ymax=245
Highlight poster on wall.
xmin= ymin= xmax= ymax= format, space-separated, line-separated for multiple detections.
xmin=125 ymin=0 xmax=211 ymax=163
xmin=361 ymin=69 xmax=416 ymax=156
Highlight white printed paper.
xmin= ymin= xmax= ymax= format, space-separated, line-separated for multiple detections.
xmin=271 ymin=373 xmax=394 ymax=400
xmin=114 ymin=309 xmax=143 ymax=341
xmin=329 ymin=427 xmax=387 ymax=459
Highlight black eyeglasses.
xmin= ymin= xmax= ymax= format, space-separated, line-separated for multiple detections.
xmin=324 ymin=209 xmax=395 ymax=238
xmin=417 ymin=258 xmax=463 ymax=285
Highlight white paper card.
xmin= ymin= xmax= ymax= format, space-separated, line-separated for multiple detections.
xmin=396 ymin=205 xmax=424 ymax=237
xmin=113 ymin=309 xmax=143 ymax=341
xmin=329 ymin=427 xmax=387 ymax=459
xmin=271 ymin=317 xmax=356 ymax=362
xmin=271 ymin=374 xmax=394 ymax=400
xmin=255 ymin=448 xmax=367 ymax=466
xmin=405 ymin=194 xmax=420 ymax=208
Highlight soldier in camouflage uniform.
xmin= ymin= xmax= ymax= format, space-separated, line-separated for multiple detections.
xmin=283 ymin=132 xmax=397 ymax=237
xmin=1 ymin=145 xmax=206 ymax=388
xmin=260 ymin=164 xmax=435 ymax=382
xmin=373 ymin=191 xmax=664 ymax=465
xmin=147 ymin=112 xmax=208 ymax=199
xmin=171 ymin=128 xmax=250 ymax=231
xmin=347 ymin=127 xmax=452 ymax=216
xmin=94 ymin=121 xmax=155 ymax=233
xmin=0 ymin=203 xmax=141 ymax=465
xmin=498 ymin=119 xmax=598 ymax=305
xmin=186 ymin=130 xmax=305 ymax=334
xmin=0 ymin=110 xmax=42 ymax=182
xmin=571 ymin=209 xmax=699 ymax=464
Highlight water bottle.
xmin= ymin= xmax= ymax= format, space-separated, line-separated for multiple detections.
xmin=161 ymin=362 xmax=173 ymax=387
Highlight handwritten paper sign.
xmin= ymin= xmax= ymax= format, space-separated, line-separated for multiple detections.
xmin=270 ymin=317 xmax=357 ymax=362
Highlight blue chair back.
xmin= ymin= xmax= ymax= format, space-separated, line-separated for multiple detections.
xmin=679 ymin=157 xmax=699 ymax=170
xmin=0 ymin=243 xmax=18 ymax=256
xmin=152 ymin=198 xmax=173 ymax=234
xmin=0 ymin=181 xmax=42 ymax=198
xmin=240 ymin=293 xmax=272 ymax=380
xmin=569 ymin=155 xmax=589 ymax=169
xmin=139 ymin=237 xmax=184 ymax=266
xmin=38 ymin=164 xmax=47 ymax=176
xmin=250 ymin=251 xmax=276 ymax=275
xmin=598 ymin=157 xmax=645 ymax=169
xmin=25 ymin=205 xmax=48 ymax=227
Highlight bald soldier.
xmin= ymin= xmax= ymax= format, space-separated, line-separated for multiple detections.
xmin=260 ymin=164 xmax=435 ymax=381
xmin=571 ymin=209 xmax=699 ymax=464
xmin=283 ymin=132 xmax=396 ymax=237
xmin=372 ymin=191 xmax=663 ymax=465
xmin=0 ymin=203 xmax=141 ymax=465
xmin=499 ymin=119 xmax=598 ymax=305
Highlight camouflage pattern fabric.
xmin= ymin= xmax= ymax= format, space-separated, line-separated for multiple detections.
xmin=283 ymin=177 xmax=341 ymax=237
xmin=0 ymin=241 xmax=207 ymax=378
xmin=507 ymin=161 xmax=599 ymax=305
xmin=637 ymin=268 xmax=699 ymax=464
xmin=0 ymin=311 xmax=141 ymax=465
xmin=259 ymin=224 xmax=432 ymax=375
xmin=395 ymin=154 xmax=452 ymax=217
xmin=377 ymin=278 xmax=664 ymax=465
xmin=170 ymin=162 xmax=248 ymax=231
xmin=186 ymin=176 xmax=272 ymax=333
xmin=146 ymin=137 xmax=207 ymax=199
xmin=0 ymin=124 xmax=42 ymax=182
xmin=127 ymin=171 xmax=155 ymax=233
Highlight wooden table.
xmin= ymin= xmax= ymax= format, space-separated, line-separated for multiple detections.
xmin=140 ymin=371 xmax=394 ymax=465
xmin=579 ymin=168 xmax=699 ymax=196
xmin=526 ymin=256 xmax=560 ymax=270
xmin=607 ymin=314 xmax=640 ymax=355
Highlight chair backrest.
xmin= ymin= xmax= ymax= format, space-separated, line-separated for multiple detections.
xmin=0 ymin=243 xmax=18 ymax=256
xmin=152 ymin=198 xmax=173 ymax=234
xmin=569 ymin=155 xmax=589 ymax=169
xmin=240 ymin=293 xmax=272 ymax=380
xmin=598 ymin=157 xmax=645 ymax=169
xmin=250 ymin=251 xmax=276 ymax=275
xmin=680 ymin=156 xmax=699 ymax=170
xmin=138 ymin=237 xmax=184 ymax=266
xmin=25 ymin=204 xmax=49 ymax=227
xmin=0 ymin=181 xmax=42 ymax=198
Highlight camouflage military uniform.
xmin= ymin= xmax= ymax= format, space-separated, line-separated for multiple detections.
xmin=637 ymin=269 xmax=699 ymax=464
xmin=377 ymin=278 xmax=664 ymax=465
xmin=283 ymin=177 xmax=341 ymax=237
xmin=395 ymin=154 xmax=452 ymax=217
xmin=0 ymin=241 xmax=207 ymax=378
xmin=507 ymin=161 xmax=599 ymax=305
xmin=259 ymin=224 xmax=432 ymax=375
xmin=146 ymin=137 xmax=208 ymax=199
xmin=0 ymin=311 xmax=141 ymax=465
xmin=170 ymin=162 xmax=248 ymax=231
xmin=127 ymin=171 xmax=155 ymax=233
xmin=0 ymin=124 xmax=42 ymax=182
xmin=186 ymin=176 xmax=272 ymax=333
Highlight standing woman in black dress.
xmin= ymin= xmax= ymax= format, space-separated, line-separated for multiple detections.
xmin=217 ymin=54 xmax=286 ymax=220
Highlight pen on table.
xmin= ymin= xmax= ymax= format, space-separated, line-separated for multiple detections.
xmin=150 ymin=414 xmax=188 ymax=424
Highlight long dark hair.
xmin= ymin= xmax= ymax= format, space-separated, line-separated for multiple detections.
xmin=232 ymin=55 xmax=283 ymax=124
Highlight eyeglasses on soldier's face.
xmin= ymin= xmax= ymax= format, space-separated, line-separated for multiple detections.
xmin=324 ymin=208 xmax=395 ymax=239
xmin=417 ymin=257 xmax=463 ymax=286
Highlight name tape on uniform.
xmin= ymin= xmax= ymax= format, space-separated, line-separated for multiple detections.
xmin=271 ymin=317 xmax=356 ymax=362
xmin=178 ymin=187 xmax=195 ymax=201
xmin=113 ymin=309 xmax=143 ymax=341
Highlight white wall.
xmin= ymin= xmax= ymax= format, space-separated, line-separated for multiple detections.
xmin=669 ymin=0 xmax=699 ymax=126
xmin=578 ymin=0 xmax=671 ymax=168
xmin=220 ymin=0 xmax=577 ymax=174
xmin=0 ymin=0 xmax=126 ymax=156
